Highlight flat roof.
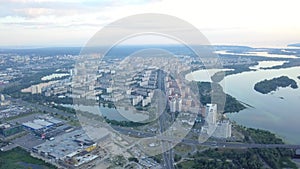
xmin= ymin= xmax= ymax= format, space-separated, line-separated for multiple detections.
xmin=23 ymin=122 xmax=43 ymax=130
xmin=46 ymin=118 xmax=62 ymax=124
xmin=33 ymin=128 xmax=109 ymax=160
xmin=33 ymin=119 xmax=53 ymax=127
xmin=22 ymin=119 xmax=54 ymax=130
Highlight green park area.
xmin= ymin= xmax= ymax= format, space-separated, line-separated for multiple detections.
xmin=0 ymin=147 xmax=56 ymax=169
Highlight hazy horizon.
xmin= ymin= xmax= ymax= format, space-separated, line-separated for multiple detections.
xmin=0 ymin=0 xmax=300 ymax=48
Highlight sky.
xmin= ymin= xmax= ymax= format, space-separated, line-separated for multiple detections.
xmin=0 ymin=0 xmax=299 ymax=47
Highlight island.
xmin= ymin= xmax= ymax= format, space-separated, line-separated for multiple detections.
xmin=254 ymin=76 xmax=298 ymax=94
xmin=298 ymin=76 xmax=300 ymax=80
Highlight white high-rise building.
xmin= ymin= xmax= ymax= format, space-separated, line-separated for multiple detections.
xmin=0 ymin=94 xmax=5 ymax=101
xmin=205 ymin=104 xmax=217 ymax=125
xmin=106 ymin=87 xmax=113 ymax=93
xmin=132 ymin=95 xmax=143 ymax=106
xmin=212 ymin=120 xmax=232 ymax=138
xmin=142 ymin=97 xmax=151 ymax=107
xmin=176 ymin=98 xmax=182 ymax=112
xmin=169 ymin=98 xmax=176 ymax=113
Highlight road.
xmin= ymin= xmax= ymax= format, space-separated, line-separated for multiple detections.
xmin=157 ymin=70 xmax=175 ymax=169
xmin=13 ymin=96 xmax=300 ymax=148
xmin=10 ymin=85 xmax=300 ymax=166
xmin=111 ymin=125 xmax=300 ymax=150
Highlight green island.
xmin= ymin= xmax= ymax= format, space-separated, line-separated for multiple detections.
xmin=254 ymin=76 xmax=298 ymax=94
xmin=0 ymin=147 xmax=56 ymax=169
xmin=197 ymin=82 xmax=246 ymax=113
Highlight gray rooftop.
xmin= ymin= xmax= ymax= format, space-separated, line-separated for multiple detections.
xmin=23 ymin=122 xmax=43 ymax=130
xmin=33 ymin=128 xmax=109 ymax=160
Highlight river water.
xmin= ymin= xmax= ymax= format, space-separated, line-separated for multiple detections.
xmin=187 ymin=62 xmax=300 ymax=144
xmin=62 ymin=104 xmax=149 ymax=122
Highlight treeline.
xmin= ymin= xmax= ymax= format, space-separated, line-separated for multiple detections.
xmin=198 ymin=82 xmax=246 ymax=113
xmin=178 ymin=148 xmax=264 ymax=169
xmin=239 ymin=127 xmax=284 ymax=144
xmin=104 ymin=117 xmax=149 ymax=127
xmin=264 ymin=59 xmax=300 ymax=69
xmin=254 ymin=76 xmax=298 ymax=94
xmin=178 ymin=147 xmax=296 ymax=169
xmin=178 ymin=126 xmax=297 ymax=169
xmin=1 ymin=68 xmax=57 ymax=94
xmin=52 ymin=105 xmax=76 ymax=114
xmin=11 ymin=92 xmax=73 ymax=105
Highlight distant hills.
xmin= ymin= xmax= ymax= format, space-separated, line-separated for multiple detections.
xmin=0 ymin=45 xmax=252 ymax=57
xmin=3 ymin=44 xmax=299 ymax=58
xmin=0 ymin=47 xmax=82 ymax=56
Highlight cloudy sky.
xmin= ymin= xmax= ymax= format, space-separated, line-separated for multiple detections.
xmin=0 ymin=0 xmax=299 ymax=47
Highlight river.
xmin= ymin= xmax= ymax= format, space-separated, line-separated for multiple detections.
xmin=215 ymin=50 xmax=298 ymax=59
xmin=186 ymin=62 xmax=300 ymax=144
xmin=62 ymin=104 xmax=149 ymax=122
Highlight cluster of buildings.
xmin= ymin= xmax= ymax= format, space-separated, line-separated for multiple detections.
xmin=0 ymin=94 xmax=9 ymax=106
xmin=201 ymin=104 xmax=232 ymax=139
xmin=0 ymin=123 xmax=23 ymax=137
xmin=0 ymin=105 xmax=112 ymax=168
xmin=0 ymin=52 xmax=77 ymax=88
xmin=165 ymin=75 xmax=199 ymax=117
xmin=168 ymin=96 xmax=182 ymax=113
xmin=23 ymin=117 xmax=63 ymax=132
xmin=71 ymin=54 xmax=193 ymax=112
xmin=0 ymin=110 xmax=110 ymax=168
xmin=21 ymin=75 xmax=72 ymax=96
xmin=94 ymin=66 xmax=158 ymax=106
xmin=0 ymin=65 xmax=21 ymax=85
xmin=0 ymin=48 xmax=262 ymax=169
xmin=0 ymin=103 xmax=30 ymax=120
xmin=32 ymin=128 xmax=109 ymax=168
xmin=130 ymin=69 xmax=157 ymax=107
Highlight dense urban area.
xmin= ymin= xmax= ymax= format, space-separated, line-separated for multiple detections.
xmin=0 ymin=45 xmax=300 ymax=169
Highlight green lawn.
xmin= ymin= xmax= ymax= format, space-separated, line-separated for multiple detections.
xmin=174 ymin=143 xmax=192 ymax=154
xmin=0 ymin=147 xmax=56 ymax=169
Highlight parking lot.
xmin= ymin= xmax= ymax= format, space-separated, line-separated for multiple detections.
xmin=12 ymin=133 xmax=45 ymax=150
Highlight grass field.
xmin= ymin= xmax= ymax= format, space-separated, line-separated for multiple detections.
xmin=0 ymin=147 xmax=56 ymax=169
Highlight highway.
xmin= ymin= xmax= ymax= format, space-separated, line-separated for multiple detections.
xmin=112 ymin=124 xmax=300 ymax=149
xmin=157 ymin=70 xmax=175 ymax=169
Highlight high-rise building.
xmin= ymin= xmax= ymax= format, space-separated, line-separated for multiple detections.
xmin=212 ymin=120 xmax=232 ymax=138
xmin=205 ymin=104 xmax=217 ymax=125
xmin=176 ymin=98 xmax=182 ymax=112
xmin=132 ymin=95 xmax=143 ymax=106
xmin=0 ymin=94 xmax=5 ymax=102
xmin=169 ymin=98 xmax=176 ymax=113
